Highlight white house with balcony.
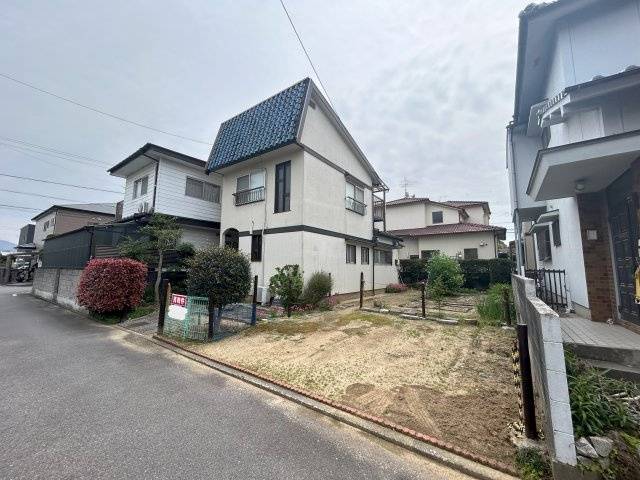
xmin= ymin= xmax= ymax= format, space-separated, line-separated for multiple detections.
xmin=385 ymin=197 xmax=505 ymax=260
xmin=507 ymin=0 xmax=640 ymax=331
xmin=206 ymin=78 xmax=401 ymax=298
xmin=108 ymin=143 xmax=222 ymax=249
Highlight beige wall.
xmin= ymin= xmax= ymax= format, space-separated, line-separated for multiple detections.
xmin=398 ymin=232 xmax=499 ymax=260
xmin=386 ymin=202 xmax=461 ymax=230
xmin=54 ymin=210 xmax=114 ymax=236
xmin=464 ymin=205 xmax=490 ymax=225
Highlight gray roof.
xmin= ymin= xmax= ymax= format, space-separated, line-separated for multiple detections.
xmin=206 ymin=78 xmax=310 ymax=171
xmin=32 ymin=202 xmax=117 ymax=221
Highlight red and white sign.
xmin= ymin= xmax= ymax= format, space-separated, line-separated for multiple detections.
xmin=170 ymin=294 xmax=187 ymax=307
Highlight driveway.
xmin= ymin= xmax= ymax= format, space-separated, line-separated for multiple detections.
xmin=0 ymin=286 xmax=472 ymax=479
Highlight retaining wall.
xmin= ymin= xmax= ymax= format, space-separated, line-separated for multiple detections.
xmin=32 ymin=267 xmax=85 ymax=311
xmin=512 ymin=274 xmax=576 ymax=468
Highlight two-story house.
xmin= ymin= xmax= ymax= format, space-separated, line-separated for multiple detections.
xmin=108 ymin=143 xmax=222 ymax=249
xmin=32 ymin=203 xmax=116 ymax=249
xmin=385 ymin=196 xmax=505 ymax=260
xmin=205 ymin=78 xmax=401 ymax=298
xmin=507 ymin=0 xmax=640 ymax=331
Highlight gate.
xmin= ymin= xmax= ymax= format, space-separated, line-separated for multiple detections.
xmin=524 ymin=269 xmax=568 ymax=312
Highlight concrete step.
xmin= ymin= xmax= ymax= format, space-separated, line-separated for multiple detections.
xmin=584 ymin=358 xmax=640 ymax=384
xmin=566 ymin=343 xmax=640 ymax=370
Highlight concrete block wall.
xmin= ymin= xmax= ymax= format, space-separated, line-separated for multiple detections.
xmin=512 ymin=274 xmax=577 ymax=468
xmin=32 ymin=267 xmax=85 ymax=312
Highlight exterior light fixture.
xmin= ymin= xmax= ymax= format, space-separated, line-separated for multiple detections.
xmin=574 ymin=179 xmax=586 ymax=192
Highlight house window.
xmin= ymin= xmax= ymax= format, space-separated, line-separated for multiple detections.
xmin=542 ymin=126 xmax=551 ymax=149
xmin=346 ymin=244 xmax=356 ymax=264
xmin=536 ymin=227 xmax=552 ymax=261
xmin=251 ymin=234 xmax=262 ymax=262
xmin=43 ymin=220 xmax=49 ymax=231
xmin=361 ymin=247 xmax=370 ymax=265
xmin=463 ymin=248 xmax=478 ymax=260
xmin=552 ymin=219 xmax=561 ymax=246
xmin=274 ymin=161 xmax=291 ymax=213
xmin=432 ymin=211 xmax=443 ymax=224
xmin=133 ymin=175 xmax=148 ymax=199
xmin=420 ymin=250 xmax=438 ymax=260
xmin=374 ymin=249 xmax=392 ymax=265
xmin=185 ymin=177 xmax=220 ymax=203
xmin=345 ymin=181 xmax=366 ymax=215
xmin=235 ymin=170 xmax=265 ymax=205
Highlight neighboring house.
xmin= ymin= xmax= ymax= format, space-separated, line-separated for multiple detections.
xmin=507 ymin=0 xmax=640 ymax=330
xmin=32 ymin=203 xmax=116 ymax=248
xmin=108 ymin=143 xmax=223 ymax=249
xmin=206 ymin=78 xmax=401 ymax=298
xmin=17 ymin=224 xmax=35 ymax=251
xmin=385 ymin=196 xmax=505 ymax=260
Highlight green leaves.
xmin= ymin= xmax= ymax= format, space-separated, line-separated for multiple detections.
xmin=269 ymin=264 xmax=304 ymax=317
xmin=427 ymin=254 xmax=464 ymax=295
xmin=186 ymin=246 xmax=252 ymax=308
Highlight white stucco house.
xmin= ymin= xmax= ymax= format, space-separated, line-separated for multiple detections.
xmin=507 ymin=0 xmax=640 ymax=331
xmin=205 ymin=78 xmax=401 ymax=298
xmin=108 ymin=143 xmax=222 ymax=249
xmin=385 ymin=197 xmax=505 ymax=260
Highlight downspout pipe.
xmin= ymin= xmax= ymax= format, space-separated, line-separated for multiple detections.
xmin=507 ymin=123 xmax=524 ymax=273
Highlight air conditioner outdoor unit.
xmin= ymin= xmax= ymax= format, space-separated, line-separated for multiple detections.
xmin=256 ymin=285 xmax=271 ymax=305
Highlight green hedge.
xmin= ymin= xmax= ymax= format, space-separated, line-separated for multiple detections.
xmin=398 ymin=259 xmax=428 ymax=284
xmin=400 ymin=257 xmax=514 ymax=290
xmin=459 ymin=258 xmax=514 ymax=289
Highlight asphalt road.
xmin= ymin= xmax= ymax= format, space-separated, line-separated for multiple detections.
xmin=0 ymin=286 xmax=471 ymax=480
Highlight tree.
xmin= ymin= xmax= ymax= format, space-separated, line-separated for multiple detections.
xmin=428 ymin=277 xmax=447 ymax=317
xmin=186 ymin=246 xmax=252 ymax=337
xmin=119 ymin=214 xmax=183 ymax=303
xmin=427 ymin=253 xmax=464 ymax=295
xmin=269 ymin=264 xmax=304 ymax=317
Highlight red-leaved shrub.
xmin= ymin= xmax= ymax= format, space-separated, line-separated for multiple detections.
xmin=77 ymin=258 xmax=147 ymax=313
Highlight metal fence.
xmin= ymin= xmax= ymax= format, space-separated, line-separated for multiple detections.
xmin=524 ymin=268 xmax=568 ymax=312
xmin=162 ymin=293 xmax=256 ymax=341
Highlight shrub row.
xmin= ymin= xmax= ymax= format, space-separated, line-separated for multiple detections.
xmin=400 ymin=257 xmax=514 ymax=290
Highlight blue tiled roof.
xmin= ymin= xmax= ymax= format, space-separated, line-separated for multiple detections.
xmin=206 ymin=78 xmax=311 ymax=172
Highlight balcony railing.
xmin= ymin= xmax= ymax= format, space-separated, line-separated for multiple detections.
xmin=524 ymin=268 xmax=568 ymax=312
xmin=373 ymin=195 xmax=384 ymax=222
xmin=234 ymin=186 xmax=265 ymax=206
xmin=345 ymin=196 xmax=366 ymax=215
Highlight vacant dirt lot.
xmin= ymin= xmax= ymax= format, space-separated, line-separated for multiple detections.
xmin=173 ymin=304 xmax=518 ymax=465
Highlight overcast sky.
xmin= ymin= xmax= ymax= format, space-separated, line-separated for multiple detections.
xmin=0 ymin=0 xmax=531 ymax=244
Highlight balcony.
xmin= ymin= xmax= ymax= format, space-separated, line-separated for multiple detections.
xmin=234 ymin=186 xmax=265 ymax=206
xmin=345 ymin=196 xmax=366 ymax=215
xmin=373 ymin=195 xmax=384 ymax=222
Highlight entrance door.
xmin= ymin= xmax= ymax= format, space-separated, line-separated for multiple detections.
xmin=607 ymin=171 xmax=640 ymax=325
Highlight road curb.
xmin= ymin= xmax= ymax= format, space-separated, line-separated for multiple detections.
xmin=130 ymin=331 xmax=518 ymax=480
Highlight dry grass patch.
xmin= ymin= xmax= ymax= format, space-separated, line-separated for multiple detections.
xmin=183 ymin=307 xmax=518 ymax=465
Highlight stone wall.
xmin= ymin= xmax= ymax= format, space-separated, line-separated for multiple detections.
xmin=512 ymin=274 xmax=576 ymax=468
xmin=32 ymin=267 xmax=85 ymax=311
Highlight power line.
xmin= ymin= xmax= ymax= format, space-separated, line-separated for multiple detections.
xmin=279 ymin=0 xmax=334 ymax=108
xmin=0 ymin=72 xmax=213 ymax=146
xmin=0 ymin=142 xmax=108 ymax=169
xmin=0 ymin=189 xmax=80 ymax=202
xmin=0 ymin=173 xmax=123 ymax=194
xmin=0 ymin=204 xmax=40 ymax=212
xmin=0 ymin=135 xmax=105 ymax=164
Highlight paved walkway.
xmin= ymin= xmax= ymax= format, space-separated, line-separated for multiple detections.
xmin=560 ymin=315 xmax=640 ymax=350
xmin=0 ymin=286 xmax=473 ymax=479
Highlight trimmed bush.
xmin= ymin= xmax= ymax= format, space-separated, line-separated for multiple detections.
xmin=385 ymin=283 xmax=408 ymax=293
xmin=187 ymin=246 xmax=252 ymax=334
xmin=427 ymin=254 xmax=464 ymax=295
xmin=77 ymin=258 xmax=147 ymax=314
xmin=302 ymin=271 xmax=333 ymax=306
xmin=398 ymin=258 xmax=429 ymax=284
xmin=488 ymin=258 xmax=513 ymax=284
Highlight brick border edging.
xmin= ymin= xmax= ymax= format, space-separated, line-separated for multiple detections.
xmin=153 ymin=334 xmax=518 ymax=478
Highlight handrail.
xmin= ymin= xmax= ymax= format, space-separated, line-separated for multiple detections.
xmin=234 ymin=186 xmax=265 ymax=206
